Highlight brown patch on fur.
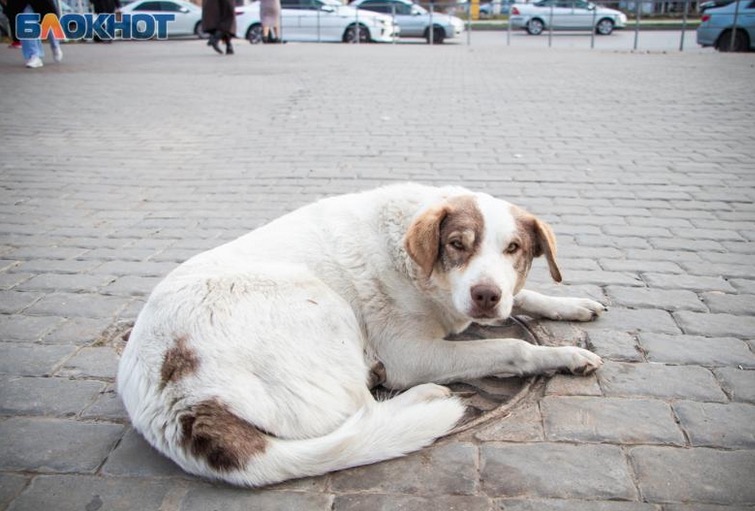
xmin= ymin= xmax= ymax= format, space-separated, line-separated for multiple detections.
xmin=438 ymin=196 xmax=484 ymax=272
xmin=367 ymin=361 xmax=387 ymax=389
xmin=512 ymin=206 xmax=562 ymax=286
xmin=160 ymin=335 xmax=200 ymax=388
xmin=405 ymin=195 xmax=484 ymax=277
xmin=180 ymin=398 xmax=268 ymax=472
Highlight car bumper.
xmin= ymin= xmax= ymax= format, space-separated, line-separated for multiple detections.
xmin=508 ymin=15 xmax=528 ymax=29
xmin=696 ymin=26 xmax=718 ymax=46
xmin=372 ymin=23 xmax=400 ymax=42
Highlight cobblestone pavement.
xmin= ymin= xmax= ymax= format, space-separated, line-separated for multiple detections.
xmin=1 ymin=37 xmax=754 ymax=510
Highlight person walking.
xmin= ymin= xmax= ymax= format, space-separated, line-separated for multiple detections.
xmin=90 ymin=0 xmax=119 ymax=42
xmin=260 ymin=0 xmax=280 ymax=43
xmin=202 ymin=0 xmax=235 ymax=54
xmin=5 ymin=0 xmax=62 ymax=67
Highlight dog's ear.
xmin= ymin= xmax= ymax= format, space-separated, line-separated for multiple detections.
xmin=405 ymin=203 xmax=449 ymax=278
xmin=531 ymin=217 xmax=562 ymax=283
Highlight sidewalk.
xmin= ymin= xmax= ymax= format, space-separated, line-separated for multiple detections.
xmin=1 ymin=40 xmax=754 ymax=510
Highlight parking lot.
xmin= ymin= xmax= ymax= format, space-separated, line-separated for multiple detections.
xmin=1 ymin=32 xmax=754 ymax=511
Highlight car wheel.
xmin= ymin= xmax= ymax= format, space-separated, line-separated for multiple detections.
xmin=246 ymin=23 xmax=263 ymax=44
xmin=425 ymin=25 xmax=445 ymax=44
xmin=526 ymin=18 xmax=544 ymax=35
xmin=194 ymin=21 xmax=209 ymax=39
xmin=595 ymin=18 xmax=614 ymax=35
xmin=716 ymin=28 xmax=750 ymax=52
xmin=343 ymin=23 xmax=370 ymax=43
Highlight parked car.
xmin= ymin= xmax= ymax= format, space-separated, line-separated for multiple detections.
xmin=235 ymin=0 xmax=399 ymax=43
xmin=509 ymin=0 xmax=627 ymax=35
xmin=697 ymin=0 xmax=754 ymax=51
xmin=351 ymin=0 xmax=464 ymax=43
xmin=119 ymin=0 xmax=207 ymax=38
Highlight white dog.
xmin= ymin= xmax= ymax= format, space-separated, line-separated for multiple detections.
xmin=117 ymin=183 xmax=605 ymax=487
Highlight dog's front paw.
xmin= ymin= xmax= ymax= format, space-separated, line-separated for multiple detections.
xmin=561 ymin=346 xmax=603 ymax=375
xmin=548 ymin=297 xmax=608 ymax=322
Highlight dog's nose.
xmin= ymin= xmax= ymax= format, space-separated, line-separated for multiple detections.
xmin=471 ymin=284 xmax=502 ymax=311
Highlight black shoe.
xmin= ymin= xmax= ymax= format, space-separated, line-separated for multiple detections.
xmin=208 ymin=33 xmax=223 ymax=54
xmin=225 ymin=42 xmax=234 ymax=55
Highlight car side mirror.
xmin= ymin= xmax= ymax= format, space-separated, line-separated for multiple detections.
xmin=320 ymin=4 xmax=335 ymax=11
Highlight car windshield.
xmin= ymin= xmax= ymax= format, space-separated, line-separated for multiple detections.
xmin=410 ymin=2 xmax=427 ymax=14
xmin=320 ymin=0 xmax=342 ymax=6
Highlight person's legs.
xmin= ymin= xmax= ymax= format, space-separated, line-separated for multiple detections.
xmin=48 ymin=32 xmax=62 ymax=62
xmin=20 ymin=5 xmax=43 ymax=67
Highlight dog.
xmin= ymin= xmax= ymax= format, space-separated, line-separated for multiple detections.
xmin=117 ymin=183 xmax=605 ymax=487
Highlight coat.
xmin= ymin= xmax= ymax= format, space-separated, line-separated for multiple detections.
xmin=202 ymin=0 xmax=236 ymax=36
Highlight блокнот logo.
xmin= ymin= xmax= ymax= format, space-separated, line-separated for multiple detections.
xmin=16 ymin=12 xmax=176 ymax=41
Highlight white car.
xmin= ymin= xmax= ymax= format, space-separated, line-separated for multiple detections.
xmin=235 ymin=0 xmax=399 ymax=43
xmin=509 ymin=0 xmax=627 ymax=35
xmin=351 ymin=0 xmax=465 ymax=44
xmin=119 ymin=0 xmax=206 ymax=38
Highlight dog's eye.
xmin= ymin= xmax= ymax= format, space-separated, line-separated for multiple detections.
xmin=449 ymin=240 xmax=465 ymax=250
xmin=505 ymin=242 xmax=520 ymax=254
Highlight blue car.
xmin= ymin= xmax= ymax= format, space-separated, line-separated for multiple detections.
xmin=696 ymin=0 xmax=755 ymax=51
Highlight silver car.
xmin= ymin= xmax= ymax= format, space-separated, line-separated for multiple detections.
xmin=696 ymin=0 xmax=755 ymax=51
xmin=352 ymin=0 xmax=465 ymax=43
xmin=510 ymin=0 xmax=627 ymax=35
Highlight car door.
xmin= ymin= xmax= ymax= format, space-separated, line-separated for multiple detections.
xmin=571 ymin=0 xmax=596 ymax=29
xmin=549 ymin=0 xmax=577 ymax=28
xmin=280 ymin=0 xmax=304 ymax=40
xmin=396 ymin=1 xmax=427 ymax=37
xmin=158 ymin=1 xmax=192 ymax=35
xmin=295 ymin=0 xmax=346 ymax=41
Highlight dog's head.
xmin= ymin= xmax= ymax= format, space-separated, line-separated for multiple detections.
xmin=404 ymin=193 xmax=561 ymax=325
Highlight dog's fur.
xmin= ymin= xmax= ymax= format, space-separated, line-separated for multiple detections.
xmin=117 ymin=184 xmax=605 ymax=487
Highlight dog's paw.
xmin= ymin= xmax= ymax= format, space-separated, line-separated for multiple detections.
xmin=547 ymin=297 xmax=608 ymax=322
xmin=401 ymin=383 xmax=453 ymax=404
xmin=561 ymin=346 xmax=603 ymax=376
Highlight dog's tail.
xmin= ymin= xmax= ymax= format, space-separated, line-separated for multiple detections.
xmin=188 ymin=387 xmax=466 ymax=487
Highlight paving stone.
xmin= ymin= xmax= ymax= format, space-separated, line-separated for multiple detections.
xmin=600 ymin=259 xmax=683 ymax=274
xmin=597 ymin=362 xmax=727 ymax=402
xmin=586 ymin=330 xmax=644 ymax=362
xmin=674 ymin=311 xmax=755 ymax=339
xmin=0 ymin=418 xmax=124 ymax=472
xmin=544 ymin=373 xmax=602 ymax=396
xmin=642 ymin=273 xmax=736 ymax=293
xmin=16 ymin=273 xmax=114 ymax=293
xmin=56 ymin=346 xmax=119 ymax=379
xmin=334 ymin=494 xmax=491 ymax=511
xmin=0 ymin=315 xmax=66 ymax=343
xmin=330 ymin=442 xmax=478 ymax=495
xmin=673 ymin=401 xmax=755 ymax=449
xmin=578 ymin=308 xmax=681 ymax=335
xmin=481 ymin=443 xmax=636 ymax=500
xmin=729 ymin=279 xmax=755 ymax=294
xmin=7 ymin=475 xmax=173 ymax=511
xmin=42 ymin=317 xmax=115 ymax=345
xmin=0 ymin=376 xmax=105 ymax=416
xmin=629 ymin=447 xmax=755 ymax=505
xmin=81 ymin=385 xmax=130 ymax=421
xmin=714 ymin=368 xmax=755 ymax=404
xmin=24 ymin=293 xmax=131 ymax=319
xmin=638 ymin=333 xmax=755 ymax=368
xmin=0 ymin=474 xmax=29 ymax=510
xmin=542 ymin=396 xmax=685 ymax=445
xmin=474 ymin=401 xmax=544 ymax=442
xmin=103 ymin=275 xmax=162 ymax=297
xmin=664 ymin=505 xmax=755 ymax=511
xmin=0 ymin=291 xmax=43 ymax=314
xmin=0 ymin=272 xmax=33 ymax=290
xmin=101 ymin=428 xmax=187 ymax=478
xmin=179 ymin=487 xmax=333 ymax=511
xmin=493 ymin=499 xmax=658 ymax=511
xmin=701 ymin=292 xmax=755 ymax=315
xmin=605 ymin=286 xmax=706 ymax=312
xmin=0 ymin=344 xmax=76 ymax=376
